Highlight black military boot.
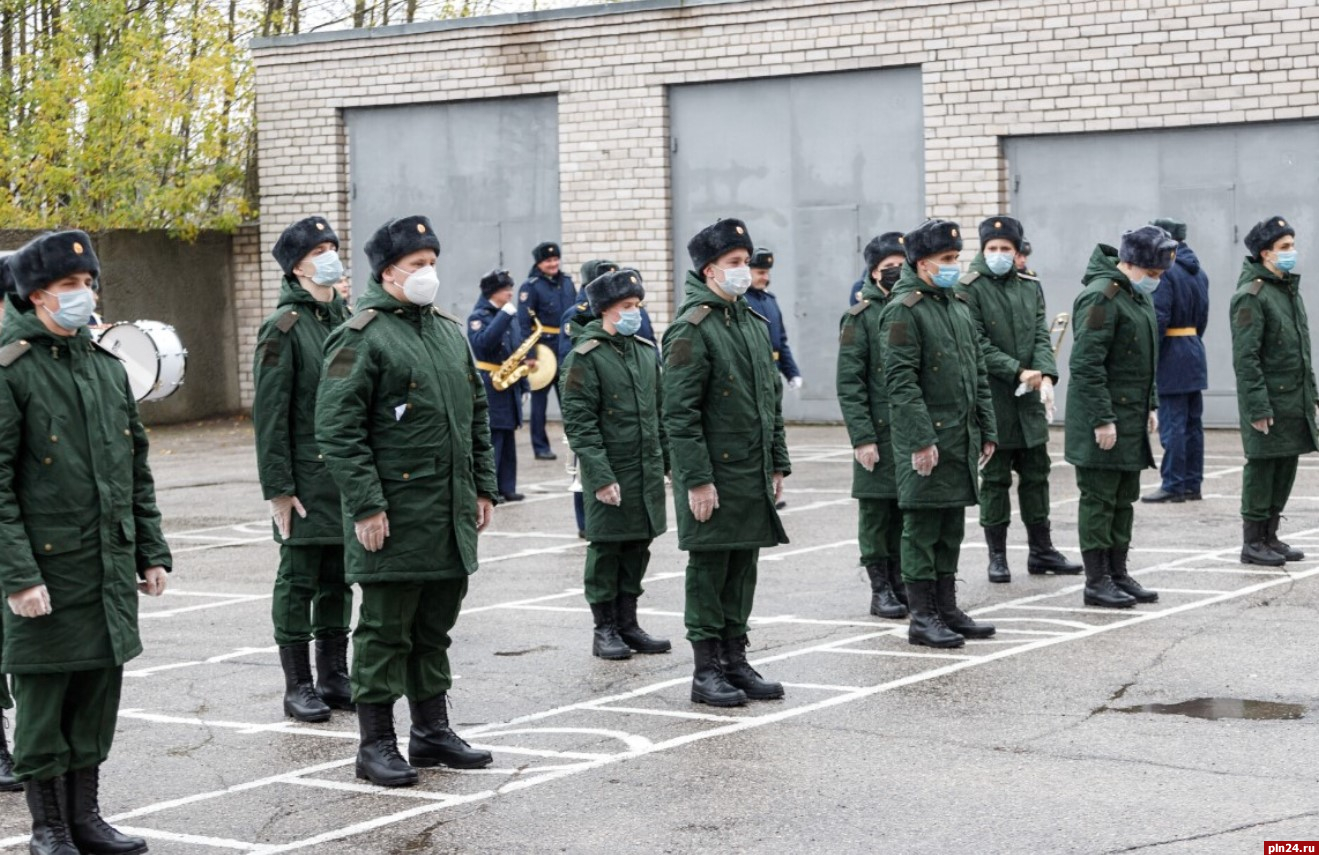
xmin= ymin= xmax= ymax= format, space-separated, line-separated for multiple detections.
xmin=865 ymin=560 xmax=907 ymax=618
xmin=905 ymin=579 xmax=964 ymax=648
xmin=1025 ymin=521 xmax=1083 ymax=575
xmin=314 ymin=630 xmax=355 ymax=712
xmin=355 ymin=702 xmax=418 ymax=787
xmin=24 ymin=777 xmax=79 ymax=855
xmin=934 ymin=575 xmax=996 ymax=638
xmin=409 ymin=694 xmax=493 ymax=770
xmin=279 ymin=644 xmax=332 ymax=723
xmin=615 ymin=593 xmax=672 ymax=654
xmin=1082 ymin=549 xmax=1136 ymax=608
xmin=589 ymin=601 xmax=632 ymax=660
xmin=66 ymin=766 xmax=148 ymax=855
xmin=1241 ymin=520 xmax=1286 ymax=567
xmin=0 ymin=717 xmax=21 ymax=792
xmin=983 ymin=524 xmax=1011 ymax=583
xmin=1108 ymin=545 xmax=1157 ymax=603
xmin=690 ymin=639 xmax=747 ymax=707
xmin=888 ymin=557 xmax=908 ymax=608
xmin=720 ymin=636 xmax=785 ymax=701
xmin=1265 ymin=514 xmax=1305 ymax=561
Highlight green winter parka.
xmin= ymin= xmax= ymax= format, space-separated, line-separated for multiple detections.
xmin=662 ymin=272 xmax=790 ymax=552
xmin=560 ymin=320 xmax=669 ymax=542
xmin=0 ymin=297 xmax=172 ymax=674
xmin=252 ymin=278 xmax=350 ymax=545
xmin=1229 ymin=258 xmax=1319 ymax=460
xmin=955 ymin=255 xmax=1057 ymax=451
xmin=1063 ymin=244 xmax=1158 ymax=471
xmin=314 ymin=280 xmax=499 ymax=583
xmin=836 ymin=276 xmax=898 ymax=500
xmin=879 ymin=265 xmax=997 ymax=510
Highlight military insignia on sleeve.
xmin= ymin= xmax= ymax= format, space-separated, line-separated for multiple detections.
xmin=1086 ymin=305 xmax=1106 ymax=330
xmin=327 ymin=347 xmax=357 ymax=378
xmin=840 ymin=324 xmax=856 ymax=346
xmin=470 ymin=320 xmax=482 ymax=330
xmin=888 ymin=321 xmax=909 ymax=346
xmin=260 ymin=338 xmax=281 ymax=366
xmin=667 ymin=337 xmax=693 ymax=367
xmin=520 ymin=291 xmax=529 ymax=302
xmin=1235 ymin=306 xmax=1253 ymax=327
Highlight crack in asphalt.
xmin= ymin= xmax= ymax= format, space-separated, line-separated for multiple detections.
xmin=1101 ymin=808 xmax=1319 ymax=852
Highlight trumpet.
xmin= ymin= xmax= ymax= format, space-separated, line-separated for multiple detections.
xmin=1049 ymin=312 xmax=1071 ymax=357
xmin=566 ymin=453 xmax=582 ymax=493
xmin=491 ymin=319 xmax=544 ymax=392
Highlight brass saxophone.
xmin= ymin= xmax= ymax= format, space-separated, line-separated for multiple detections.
xmin=491 ymin=318 xmax=544 ymax=392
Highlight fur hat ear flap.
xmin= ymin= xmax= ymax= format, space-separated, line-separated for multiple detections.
xmin=903 ymin=219 xmax=963 ymax=265
xmin=687 ymin=218 xmax=755 ymax=272
xmin=10 ymin=230 xmax=100 ymax=298
xmin=1244 ymin=215 xmax=1295 ymax=259
xmin=864 ymin=232 xmax=906 ymax=271
xmin=977 ymin=216 xmax=1024 ymax=250
xmin=586 ymin=269 xmax=646 ymax=316
xmin=272 ymin=216 xmax=339 ymax=276
xmin=748 ymin=247 xmax=774 ymax=270
xmin=364 ymin=215 xmax=441 ymax=278
xmin=532 ymin=242 xmax=561 ymax=264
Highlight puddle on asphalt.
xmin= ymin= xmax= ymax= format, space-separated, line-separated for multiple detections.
xmin=1106 ymin=697 xmax=1305 ymax=721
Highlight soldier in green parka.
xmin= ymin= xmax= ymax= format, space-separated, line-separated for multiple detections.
xmin=315 ymin=215 xmax=499 ymax=788
xmin=836 ymin=232 xmax=909 ymax=619
xmin=253 ymin=216 xmax=355 ymax=725
xmin=561 ymin=269 xmax=671 ymax=660
xmin=1231 ymin=215 xmax=1318 ymax=566
xmin=663 ymin=218 xmax=790 ymax=708
xmin=957 ymin=216 xmax=1081 ymax=583
xmin=0 ymin=254 xmax=17 ymax=795
xmin=880 ymin=219 xmax=997 ymax=649
xmin=0 ymin=231 xmax=171 ymax=855
xmin=1064 ymin=226 xmax=1177 ymax=609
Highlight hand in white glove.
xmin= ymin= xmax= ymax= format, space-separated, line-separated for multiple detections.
xmin=773 ymin=471 xmax=785 ymax=503
xmin=138 ymin=566 xmax=168 ymax=596
xmin=355 ymin=511 xmax=390 ymax=552
xmin=854 ymin=443 xmax=880 ymax=472
xmin=1094 ymin=423 xmax=1117 ymax=451
xmin=788 ymin=376 xmax=804 ymax=390
xmin=500 ymin=300 xmax=518 ymax=317
xmin=1252 ymin=417 xmax=1273 ymax=435
xmin=912 ymin=444 xmax=939 ymax=477
xmin=689 ymin=483 xmax=719 ymax=522
xmin=8 ymin=584 xmax=52 ymax=618
xmin=1040 ymin=378 xmax=1056 ymax=422
xmin=595 ymin=483 xmax=622 ymax=506
xmin=270 ymin=495 xmax=307 ymax=539
xmin=476 ymin=496 xmax=494 ymax=533
xmin=1147 ymin=411 xmax=1159 ymax=434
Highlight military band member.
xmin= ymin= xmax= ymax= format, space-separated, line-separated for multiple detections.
xmin=880 ymin=219 xmax=997 ymax=648
xmin=0 ymin=254 xmax=16 ymax=795
xmin=316 ymin=215 xmax=498 ymax=787
xmin=518 ymin=241 xmax=576 ymax=461
xmin=561 ymin=269 xmax=671 ymax=660
xmin=664 ymin=218 xmax=790 ymax=707
xmin=1231 ymin=215 xmax=1317 ymax=566
xmin=1065 ymin=226 xmax=1175 ymax=608
xmin=469 ymin=269 xmax=527 ymax=502
xmin=1 ymin=231 xmax=171 ymax=854
xmin=253 ymin=217 xmax=355 ymax=725
xmin=957 ymin=217 xmax=1080 ymax=583
xmin=746 ymin=248 xmax=803 ymax=389
xmin=836 ymin=232 xmax=908 ymax=619
xmin=1015 ymin=239 xmax=1034 ymax=275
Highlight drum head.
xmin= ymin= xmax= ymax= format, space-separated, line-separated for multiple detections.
xmin=98 ymin=323 xmax=161 ymax=402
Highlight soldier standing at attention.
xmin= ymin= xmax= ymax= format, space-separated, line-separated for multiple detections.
xmin=518 ymin=241 xmax=576 ymax=461
xmin=880 ymin=219 xmax=997 ymax=649
xmin=1231 ymin=215 xmax=1317 ymax=566
xmin=1 ymin=231 xmax=171 ymax=855
xmin=957 ymin=216 xmax=1080 ymax=583
xmin=561 ymin=269 xmax=671 ymax=660
xmin=316 ymin=215 xmax=499 ymax=788
xmin=836 ymin=231 xmax=909 ymax=619
xmin=1065 ymin=226 xmax=1176 ymax=608
xmin=253 ymin=217 xmax=355 ymax=725
xmin=664 ymin=218 xmax=790 ymax=707
xmin=469 ymin=269 xmax=527 ymax=502
xmin=563 ymin=260 xmax=620 ymax=538
xmin=0 ymin=255 xmax=16 ymax=795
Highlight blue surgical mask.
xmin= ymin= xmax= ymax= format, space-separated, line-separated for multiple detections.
xmin=1276 ymin=250 xmax=1298 ymax=272
xmin=985 ymin=253 xmax=1014 ymax=276
xmin=39 ymin=288 xmax=96 ymax=331
xmin=931 ymin=264 xmax=960 ymax=289
xmin=1132 ymin=275 xmax=1160 ymax=296
xmin=614 ymin=308 xmax=642 ymax=336
xmin=309 ymin=250 xmax=344 ymax=286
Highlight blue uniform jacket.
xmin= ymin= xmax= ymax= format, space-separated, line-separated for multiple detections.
xmin=1153 ymin=243 xmax=1210 ymax=395
xmin=849 ymin=273 xmax=866 ymax=306
xmin=558 ymin=301 xmax=657 ymax=361
xmin=518 ymin=269 xmax=577 ymax=356
xmin=468 ymin=298 xmax=526 ymax=430
xmin=744 ymin=287 xmax=801 ymax=381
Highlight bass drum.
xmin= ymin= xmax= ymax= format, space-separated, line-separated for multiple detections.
xmin=95 ymin=321 xmax=188 ymax=403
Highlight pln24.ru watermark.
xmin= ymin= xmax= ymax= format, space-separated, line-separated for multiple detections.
xmin=1267 ymin=844 xmax=1319 ymax=854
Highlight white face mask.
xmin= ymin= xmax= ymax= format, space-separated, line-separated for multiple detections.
xmin=393 ymin=264 xmax=439 ymax=305
xmin=717 ymin=265 xmax=753 ymax=297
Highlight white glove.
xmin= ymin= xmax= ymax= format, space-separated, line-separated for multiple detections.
xmin=1147 ymin=411 xmax=1159 ymax=434
xmin=854 ymin=443 xmax=880 ymax=472
xmin=1095 ymin=423 xmax=1117 ymax=451
xmin=595 ymin=483 xmax=622 ymax=506
xmin=912 ymin=444 xmax=939 ymax=477
xmin=269 ymin=495 xmax=307 ymax=539
xmin=355 ymin=511 xmax=390 ymax=552
xmin=788 ymin=376 xmax=804 ymax=390
xmin=1040 ymin=378 xmax=1056 ymax=422
xmin=8 ymin=584 xmax=52 ymax=618
xmin=500 ymin=301 xmax=518 ymax=316
xmin=1014 ymin=382 xmax=1031 ymax=397
xmin=689 ymin=483 xmax=719 ymax=522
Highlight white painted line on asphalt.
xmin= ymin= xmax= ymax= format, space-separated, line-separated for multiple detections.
xmin=114 ymin=827 xmax=262 ymax=852
xmin=465 ymin=744 xmax=614 ymax=761
xmin=760 ymin=539 xmax=859 ymax=561
xmin=125 ymin=646 xmax=278 ymax=678
xmin=155 ymin=590 xmax=266 ymax=599
xmin=826 ymin=647 xmax=977 ymax=661
xmin=254 ymin=790 xmax=500 ymax=855
xmin=171 ymin=538 xmax=270 ymax=554
xmin=140 ymin=596 xmax=274 ymax=619
xmin=1007 ymin=605 xmax=1158 ymax=615
xmin=1149 ymin=587 xmax=1236 ymax=595
xmin=1152 ymin=566 xmax=1290 ymax=575
xmin=286 ymin=778 xmax=458 ymax=801
xmin=775 ymin=499 xmax=854 ymax=515
xmin=117 ymin=710 xmax=358 ymax=740
xmin=779 ymin=682 xmax=865 ymax=692
xmin=585 ymin=706 xmax=746 ymax=722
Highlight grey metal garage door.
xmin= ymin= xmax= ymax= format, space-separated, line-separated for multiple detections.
xmin=669 ymin=68 xmax=925 ymax=422
xmin=1006 ymin=121 xmax=1319 ymax=426
xmin=345 ymin=96 xmax=561 ymax=321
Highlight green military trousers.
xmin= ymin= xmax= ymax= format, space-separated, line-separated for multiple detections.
xmin=584 ymin=539 xmax=652 ymax=604
xmin=858 ymin=498 xmax=903 ymax=567
xmin=0 ymin=619 xmax=11 ymax=710
xmin=684 ymin=549 xmax=759 ymax=642
xmin=979 ymin=445 xmax=1053 ymax=528
xmin=352 ymin=578 xmax=468 ymax=705
xmin=272 ymin=543 xmax=353 ymax=647
xmin=1075 ymin=467 xmax=1141 ymax=551
xmin=901 ymin=508 xmax=965 ymax=582
xmin=1241 ymin=456 xmax=1300 ymax=522
xmin=10 ymin=667 xmax=122 ymax=782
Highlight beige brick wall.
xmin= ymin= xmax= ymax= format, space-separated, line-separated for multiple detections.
xmin=231 ymin=223 xmax=264 ymax=408
xmin=246 ymin=0 xmax=1319 ymax=406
